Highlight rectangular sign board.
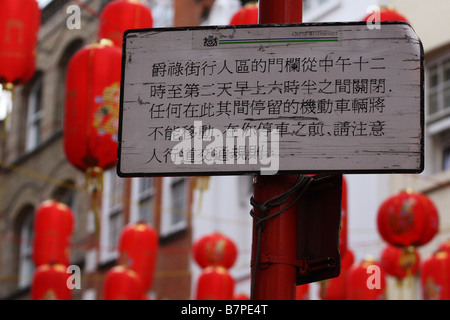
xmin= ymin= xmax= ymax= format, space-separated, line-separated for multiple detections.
xmin=118 ymin=22 xmax=424 ymax=177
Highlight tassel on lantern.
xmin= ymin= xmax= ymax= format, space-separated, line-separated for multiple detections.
xmin=85 ymin=166 xmax=103 ymax=236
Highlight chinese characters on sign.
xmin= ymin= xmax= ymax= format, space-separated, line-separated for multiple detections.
xmin=118 ymin=22 xmax=423 ymax=176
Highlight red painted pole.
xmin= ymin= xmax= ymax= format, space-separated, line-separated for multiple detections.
xmin=251 ymin=175 xmax=301 ymax=300
xmin=259 ymin=0 xmax=303 ymax=24
xmin=251 ymin=0 xmax=303 ymax=300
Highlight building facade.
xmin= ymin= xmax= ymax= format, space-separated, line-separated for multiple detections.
xmin=303 ymin=0 xmax=450 ymax=299
xmin=0 ymin=0 xmax=228 ymax=300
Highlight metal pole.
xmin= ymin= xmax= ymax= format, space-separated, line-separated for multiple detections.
xmin=250 ymin=1 xmax=303 ymax=300
xmin=258 ymin=0 xmax=303 ymax=24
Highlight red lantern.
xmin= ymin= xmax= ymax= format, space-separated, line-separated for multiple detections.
xmin=33 ymin=200 xmax=74 ymax=267
xmin=193 ymin=232 xmax=238 ymax=269
xmin=296 ymin=284 xmax=309 ymax=300
xmin=31 ymin=264 xmax=71 ymax=300
xmin=380 ymin=245 xmax=420 ymax=279
xmin=421 ymin=251 xmax=450 ymax=300
xmin=0 ymin=0 xmax=40 ymax=86
xmin=118 ymin=222 xmax=158 ymax=290
xmin=347 ymin=257 xmax=386 ymax=300
xmin=63 ymin=39 xmax=122 ymax=172
xmin=320 ymin=249 xmax=354 ymax=300
xmin=103 ymin=265 xmax=144 ymax=300
xmin=98 ymin=0 xmax=153 ymax=48
xmin=196 ymin=266 xmax=234 ymax=300
xmin=362 ymin=6 xmax=409 ymax=23
xmin=377 ymin=190 xmax=439 ymax=248
xmin=230 ymin=3 xmax=259 ymax=25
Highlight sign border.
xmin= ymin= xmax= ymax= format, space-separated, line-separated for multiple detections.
xmin=117 ymin=21 xmax=424 ymax=177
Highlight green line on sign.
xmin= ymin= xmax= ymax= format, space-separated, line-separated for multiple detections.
xmin=219 ymin=39 xmax=338 ymax=45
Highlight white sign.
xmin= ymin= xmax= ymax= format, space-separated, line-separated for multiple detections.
xmin=118 ymin=22 xmax=424 ymax=176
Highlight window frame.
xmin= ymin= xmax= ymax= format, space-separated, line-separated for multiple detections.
xmin=160 ymin=177 xmax=188 ymax=237
xmin=130 ymin=177 xmax=155 ymax=225
xmin=25 ymin=76 xmax=44 ymax=152
xmin=17 ymin=208 xmax=35 ymax=289
xmin=100 ymin=169 xmax=125 ymax=263
xmin=427 ymin=52 xmax=450 ymax=119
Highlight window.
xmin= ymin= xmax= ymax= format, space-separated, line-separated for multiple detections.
xmin=427 ymin=54 xmax=450 ymax=116
xmin=25 ymin=76 xmax=43 ymax=152
xmin=443 ymin=146 xmax=450 ymax=171
xmin=17 ymin=206 xmax=34 ymax=289
xmin=100 ymin=170 xmax=124 ymax=262
xmin=52 ymin=180 xmax=77 ymax=229
xmin=171 ymin=178 xmax=186 ymax=226
xmin=130 ymin=177 xmax=155 ymax=225
xmin=426 ymin=50 xmax=450 ymax=174
xmin=55 ymin=39 xmax=84 ymax=130
xmin=160 ymin=177 xmax=188 ymax=236
xmin=146 ymin=0 xmax=174 ymax=27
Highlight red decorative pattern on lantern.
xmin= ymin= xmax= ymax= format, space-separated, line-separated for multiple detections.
xmin=0 ymin=0 xmax=40 ymax=85
xmin=421 ymin=251 xmax=450 ymax=300
xmin=33 ymin=200 xmax=74 ymax=267
xmin=118 ymin=222 xmax=158 ymax=290
xmin=98 ymin=0 xmax=153 ymax=48
xmin=31 ymin=264 xmax=72 ymax=300
xmin=377 ymin=190 xmax=439 ymax=247
xmin=63 ymin=40 xmax=122 ymax=172
xmin=193 ymin=232 xmax=238 ymax=269
xmin=196 ymin=266 xmax=234 ymax=300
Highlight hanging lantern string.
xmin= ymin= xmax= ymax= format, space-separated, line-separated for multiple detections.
xmin=193 ymin=176 xmax=210 ymax=214
xmin=85 ymin=166 xmax=103 ymax=236
xmin=249 ymin=174 xmax=314 ymax=300
xmin=402 ymin=246 xmax=416 ymax=291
